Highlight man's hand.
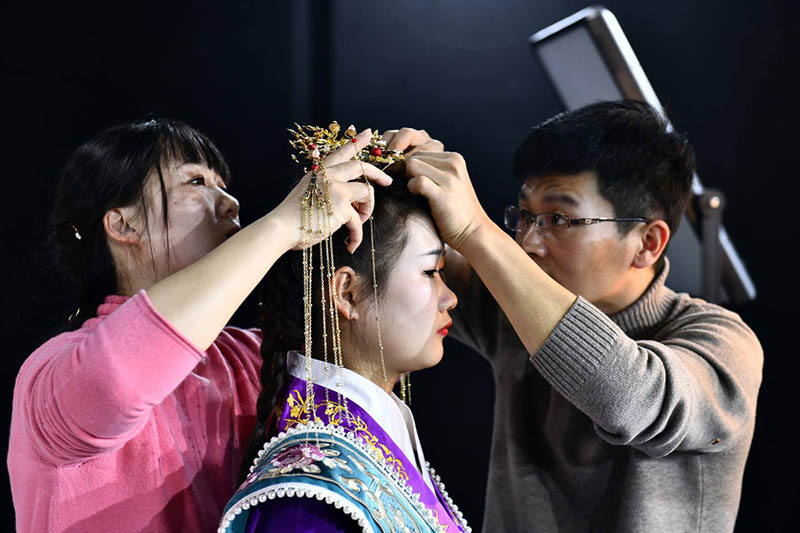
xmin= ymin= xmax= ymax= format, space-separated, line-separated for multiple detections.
xmin=405 ymin=152 xmax=492 ymax=252
xmin=382 ymin=127 xmax=444 ymax=155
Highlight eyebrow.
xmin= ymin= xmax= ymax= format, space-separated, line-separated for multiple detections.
xmin=419 ymin=247 xmax=445 ymax=258
xmin=542 ymin=193 xmax=579 ymax=207
xmin=519 ymin=189 xmax=579 ymax=205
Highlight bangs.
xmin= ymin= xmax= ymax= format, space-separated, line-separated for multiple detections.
xmin=136 ymin=118 xmax=232 ymax=185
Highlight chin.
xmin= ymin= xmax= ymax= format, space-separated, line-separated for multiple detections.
xmin=419 ymin=345 xmax=445 ymax=371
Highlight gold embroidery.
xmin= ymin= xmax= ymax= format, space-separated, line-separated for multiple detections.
xmin=283 ymin=388 xmax=410 ymax=482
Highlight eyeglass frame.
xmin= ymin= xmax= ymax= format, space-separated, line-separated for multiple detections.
xmin=503 ymin=205 xmax=650 ymax=235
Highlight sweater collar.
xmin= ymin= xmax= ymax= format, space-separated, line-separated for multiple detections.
xmin=608 ymin=258 xmax=677 ymax=339
xmin=79 ymin=294 xmax=131 ymax=329
xmin=96 ymin=295 xmax=130 ymax=317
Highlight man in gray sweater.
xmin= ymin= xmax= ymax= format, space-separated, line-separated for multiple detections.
xmin=389 ymin=101 xmax=763 ymax=532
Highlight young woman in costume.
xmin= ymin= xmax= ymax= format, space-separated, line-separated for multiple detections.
xmin=8 ymin=118 xmax=392 ymax=532
xmin=220 ymin=180 xmax=472 ymax=533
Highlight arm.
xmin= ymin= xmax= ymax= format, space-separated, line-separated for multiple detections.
xmin=382 ymin=128 xmax=511 ymax=358
xmin=405 ymin=152 xmax=577 ymax=356
xmin=383 ymin=128 xmax=575 ymax=355
xmin=19 ymin=132 xmax=392 ymax=465
xmin=403 ymin=152 xmax=762 ymax=455
xmin=535 ymin=297 xmax=763 ymax=456
xmin=19 ymin=293 xmax=205 ymax=465
xmin=148 ymin=129 xmax=392 ymax=349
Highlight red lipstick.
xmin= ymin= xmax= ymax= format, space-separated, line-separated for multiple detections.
xmin=437 ymin=320 xmax=453 ymax=337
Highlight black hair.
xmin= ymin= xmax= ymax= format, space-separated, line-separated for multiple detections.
xmin=239 ymin=178 xmax=433 ymax=480
xmin=512 ymin=100 xmax=695 ymax=258
xmin=49 ymin=118 xmax=230 ymax=328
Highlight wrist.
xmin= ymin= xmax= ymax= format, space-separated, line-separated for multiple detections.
xmin=257 ymin=208 xmax=298 ymax=253
xmin=456 ymin=217 xmax=503 ymax=257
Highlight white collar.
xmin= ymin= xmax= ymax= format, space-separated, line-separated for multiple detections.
xmin=287 ymin=351 xmax=433 ymax=490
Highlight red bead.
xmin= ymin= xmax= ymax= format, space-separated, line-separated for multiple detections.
xmin=311 ymin=164 xmax=319 ymax=172
xmin=370 ymin=147 xmax=382 ymax=157
xmin=351 ymin=138 xmax=357 ymax=143
xmin=309 ymin=144 xmax=316 ymax=150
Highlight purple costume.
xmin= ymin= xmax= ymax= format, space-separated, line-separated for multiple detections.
xmin=219 ymin=353 xmax=470 ymax=533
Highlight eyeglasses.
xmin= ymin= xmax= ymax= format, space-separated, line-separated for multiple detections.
xmin=503 ymin=206 xmax=649 ymax=238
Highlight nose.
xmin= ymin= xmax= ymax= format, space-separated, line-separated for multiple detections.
xmin=438 ymin=278 xmax=458 ymax=312
xmin=216 ymin=187 xmax=240 ymax=221
xmin=517 ymin=223 xmax=547 ymax=258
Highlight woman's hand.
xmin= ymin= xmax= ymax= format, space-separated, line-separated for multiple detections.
xmin=272 ymin=128 xmax=393 ymax=253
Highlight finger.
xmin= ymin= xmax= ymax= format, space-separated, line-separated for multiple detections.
xmin=343 ymin=207 xmax=364 ymax=253
xmin=405 ymin=157 xmax=449 ymax=188
xmin=342 ymin=180 xmax=375 ymax=223
xmin=382 ymin=129 xmax=398 ymax=146
xmin=407 ymin=151 xmax=459 ymax=164
xmin=385 ymin=127 xmax=430 ymax=152
xmin=326 ymin=160 xmax=393 ymax=186
xmin=405 ymin=138 xmax=445 ymax=156
xmin=407 ymin=151 xmax=466 ymax=176
xmin=340 ymin=180 xmax=373 ymax=208
xmin=324 ymin=128 xmax=372 ymax=167
xmin=407 ymin=175 xmax=444 ymax=201
xmin=355 ymin=182 xmax=375 ymax=223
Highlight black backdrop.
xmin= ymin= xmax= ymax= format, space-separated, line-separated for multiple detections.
xmin=3 ymin=1 xmax=799 ymax=530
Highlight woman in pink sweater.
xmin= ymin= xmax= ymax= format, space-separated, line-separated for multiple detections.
xmin=8 ymin=118 xmax=392 ymax=532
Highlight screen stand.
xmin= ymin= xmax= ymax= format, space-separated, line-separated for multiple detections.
xmin=697 ymin=190 xmax=725 ymax=303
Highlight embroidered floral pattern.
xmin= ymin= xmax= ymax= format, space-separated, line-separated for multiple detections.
xmin=259 ymin=442 xmax=351 ymax=479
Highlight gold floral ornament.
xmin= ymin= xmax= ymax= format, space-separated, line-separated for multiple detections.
xmin=289 ymin=121 xmax=405 ymax=172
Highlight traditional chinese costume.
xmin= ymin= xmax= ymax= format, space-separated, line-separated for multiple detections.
xmin=218 ymin=352 xmax=470 ymax=533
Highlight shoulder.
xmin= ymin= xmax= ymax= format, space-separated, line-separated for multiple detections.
xmin=657 ymin=289 xmax=763 ymax=369
xmin=16 ymin=326 xmax=88 ymax=385
xmin=666 ymin=290 xmax=759 ymax=343
xmin=222 ymin=431 xmax=380 ymax=532
xmin=218 ymin=326 xmax=263 ymax=349
xmin=211 ymin=326 xmax=264 ymax=371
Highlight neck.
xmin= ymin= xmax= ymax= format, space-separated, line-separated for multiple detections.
xmin=337 ymin=324 xmax=399 ymax=395
xmin=116 ymin=270 xmax=156 ymax=297
xmin=593 ymin=265 xmax=656 ymax=315
xmin=343 ymin=357 xmax=398 ymax=395
xmin=111 ymin=244 xmax=160 ymax=296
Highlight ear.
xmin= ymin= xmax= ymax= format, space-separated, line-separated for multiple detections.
xmin=632 ymin=220 xmax=670 ymax=269
xmin=332 ymin=266 xmax=361 ymax=321
xmin=103 ymin=206 xmax=145 ymax=247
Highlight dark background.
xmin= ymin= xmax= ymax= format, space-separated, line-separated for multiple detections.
xmin=3 ymin=0 xmax=798 ymax=530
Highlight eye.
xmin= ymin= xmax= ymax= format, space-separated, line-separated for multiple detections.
xmin=189 ymin=175 xmax=206 ymax=186
xmin=520 ymin=209 xmax=535 ymax=224
xmin=551 ymin=213 xmax=569 ymax=227
xmin=424 ymin=268 xmax=444 ymax=278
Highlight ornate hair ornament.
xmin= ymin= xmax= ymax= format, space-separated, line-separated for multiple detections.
xmin=289 ymin=121 xmax=405 ymax=172
xmin=288 ymin=122 xmax=409 ymax=433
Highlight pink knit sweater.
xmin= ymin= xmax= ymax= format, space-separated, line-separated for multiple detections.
xmin=8 ymin=291 xmax=263 ymax=532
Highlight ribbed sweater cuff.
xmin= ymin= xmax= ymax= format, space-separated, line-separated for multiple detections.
xmin=532 ymin=297 xmax=622 ymax=397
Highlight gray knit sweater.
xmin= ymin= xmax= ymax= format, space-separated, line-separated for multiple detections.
xmin=450 ymin=260 xmax=762 ymax=532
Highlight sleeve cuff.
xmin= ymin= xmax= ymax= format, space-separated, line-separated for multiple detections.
xmin=531 ymin=296 xmax=622 ymax=397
